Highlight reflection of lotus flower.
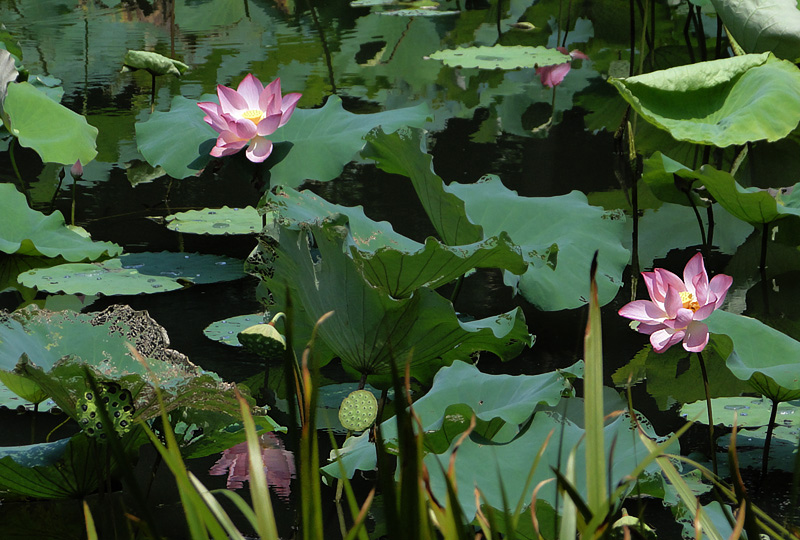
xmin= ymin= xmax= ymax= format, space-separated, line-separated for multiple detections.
xmin=536 ymin=48 xmax=588 ymax=88
xmin=197 ymin=74 xmax=301 ymax=163
xmin=619 ymin=253 xmax=732 ymax=353
xmin=209 ymin=432 xmax=295 ymax=496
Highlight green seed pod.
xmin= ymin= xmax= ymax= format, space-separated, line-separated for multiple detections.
xmin=238 ymin=323 xmax=287 ymax=358
xmin=76 ymin=382 xmax=134 ymax=439
xmin=338 ymin=389 xmax=378 ymax=432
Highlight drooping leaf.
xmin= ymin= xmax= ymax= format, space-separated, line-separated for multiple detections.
xmin=428 ymin=45 xmax=570 ymax=70
xmin=3 ymin=81 xmax=97 ymax=165
xmin=121 ymin=50 xmax=188 ymax=77
xmin=0 ymin=184 xmax=122 ymax=261
xmin=262 ymin=220 xmax=533 ymax=386
xmin=135 ymin=94 xmax=217 ymax=179
xmin=609 ymin=53 xmax=800 ymax=146
xmin=706 ymin=310 xmax=800 ymax=400
xmin=18 ymin=252 xmax=244 ymax=295
xmin=261 ymin=186 xmax=526 ymax=297
xmin=711 ymin=0 xmax=800 ymax=62
xmin=165 ymin=206 xmax=261 ymax=235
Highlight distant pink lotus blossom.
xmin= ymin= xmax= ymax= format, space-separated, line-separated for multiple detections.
xmin=536 ymin=48 xmax=588 ymax=88
xmin=209 ymin=432 xmax=295 ymax=497
xmin=618 ymin=253 xmax=732 ymax=353
xmin=197 ymin=74 xmax=301 ymax=163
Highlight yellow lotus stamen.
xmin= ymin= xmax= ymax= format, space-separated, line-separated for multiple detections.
xmin=679 ymin=291 xmax=700 ymax=312
xmin=241 ymin=109 xmax=264 ymax=124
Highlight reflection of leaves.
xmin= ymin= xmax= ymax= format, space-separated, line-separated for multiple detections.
xmin=429 ymin=45 xmax=569 ymax=69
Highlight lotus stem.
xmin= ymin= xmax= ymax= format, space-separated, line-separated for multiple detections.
xmin=71 ymin=174 xmax=78 ymax=226
xmin=683 ymin=6 xmax=696 ymax=63
xmin=8 ymin=139 xmax=30 ymax=206
xmin=450 ymin=274 xmax=465 ymax=304
xmin=693 ymin=4 xmax=707 ymax=61
xmin=683 ymin=187 xmax=707 ymax=253
xmin=496 ymin=0 xmax=502 ymax=40
xmin=304 ymin=0 xmax=336 ymax=93
xmin=761 ymin=398 xmax=780 ymax=479
xmin=706 ymin=205 xmax=715 ymax=249
xmin=150 ymin=72 xmax=156 ymax=113
xmin=696 ymin=350 xmax=718 ymax=476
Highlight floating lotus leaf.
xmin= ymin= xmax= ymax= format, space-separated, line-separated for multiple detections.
xmin=717 ymin=425 xmax=799 ymax=471
xmin=18 ymin=252 xmax=244 ymax=295
xmin=379 ymin=9 xmax=459 ymax=16
xmin=428 ymin=45 xmax=570 ymax=70
xmin=0 ymin=184 xmax=122 ymax=261
xmin=262 ymin=220 xmax=533 ymax=386
xmin=680 ymin=397 xmax=800 ymax=428
xmin=135 ymin=94 xmax=217 ymax=179
xmin=204 ymin=313 xmax=266 ymax=347
xmin=338 ymin=389 xmax=378 ymax=431
xmin=262 ymin=187 xmax=526 ymax=298
xmin=706 ymin=310 xmax=800 ymax=400
xmin=609 ymin=53 xmax=800 ymax=146
xmin=165 ymin=206 xmax=261 ymax=235
xmin=121 ymin=50 xmax=188 ymax=77
xmin=3 ymin=81 xmax=97 ymax=165
xmin=711 ymin=0 xmax=800 ymax=62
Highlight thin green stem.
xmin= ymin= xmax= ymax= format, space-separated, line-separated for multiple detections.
xmin=761 ymin=398 xmax=779 ymax=479
xmin=71 ymin=174 xmax=77 ymax=226
xmin=696 ymin=351 xmax=718 ymax=476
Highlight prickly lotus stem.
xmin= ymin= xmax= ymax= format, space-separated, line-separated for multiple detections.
xmin=338 ymin=389 xmax=378 ymax=432
xmin=238 ymin=322 xmax=287 ymax=358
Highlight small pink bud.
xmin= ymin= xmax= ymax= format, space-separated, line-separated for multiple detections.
xmin=70 ymin=160 xmax=83 ymax=178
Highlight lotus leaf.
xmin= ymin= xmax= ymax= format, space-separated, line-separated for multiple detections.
xmin=165 ymin=206 xmax=262 ymax=235
xmin=711 ymin=0 xmax=800 ymax=62
xmin=204 ymin=313 xmax=267 ymax=347
xmin=428 ymin=45 xmax=570 ymax=70
xmin=717 ymin=425 xmax=799 ymax=471
xmin=0 ymin=184 xmax=122 ymax=261
xmin=706 ymin=310 xmax=800 ymax=400
xmin=121 ymin=50 xmax=188 ymax=77
xmin=3 ymin=81 xmax=97 ymax=165
xmin=609 ymin=53 xmax=800 ymax=146
xmin=18 ymin=251 xmax=244 ymax=295
xmin=0 ymin=430 xmax=147 ymax=499
xmin=261 ymin=220 xmax=533 ymax=385
xmin=261 ymin=186 xmax=526 ymax=297
xmin=680 ymin=397 xmax=800 ymax=428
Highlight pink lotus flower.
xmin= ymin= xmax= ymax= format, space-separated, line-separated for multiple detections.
xmin=209 ymin=432 xmax=295 ymax=496
xmin=536 ymin=48 xmax=588 ymax=88
xmin=197 ymin=74 xmax=301 ymax=163
xmin=618 ymin=253 xmax=732 ymax=353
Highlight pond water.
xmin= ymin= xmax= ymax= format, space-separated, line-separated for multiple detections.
xmin=1 ymin=0 xmax=799 ymax=538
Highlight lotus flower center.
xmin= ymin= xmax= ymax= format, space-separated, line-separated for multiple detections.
xmin=241 ymin=109 xmax=264 ymax=124
xmin=680 ymin=291 xmax=700 ymax=312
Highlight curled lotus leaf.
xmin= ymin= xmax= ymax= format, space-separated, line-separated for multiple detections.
xmin=121 ymin=50 xmax=188 ymax=77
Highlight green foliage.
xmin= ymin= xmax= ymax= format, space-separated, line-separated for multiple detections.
xmin=3 ymin=81 xmax=97 ymax=165
xmin=711 ymin=0 xmax=800 ymax=62
xmin=610 ymin=53 xmax=800 ymax=146
xmin=429 ymin=45 xmax=570 ymax=69
xmin=121 ymin=50 xmax=188 ymax=77
xmin=237 ymin=324 xmax=286 ymax=358
xmin=165 ymin=207 xmax=261 ymax=235
xmin=0 ymin=184 xmax=122 ymax=261
xmin=18 ymin=252 xmax=244 ymax=295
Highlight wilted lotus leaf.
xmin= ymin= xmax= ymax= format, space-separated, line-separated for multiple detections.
xmin=121 ymin=50 xmax=188 ymax=77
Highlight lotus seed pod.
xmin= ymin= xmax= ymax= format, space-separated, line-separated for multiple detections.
xmin=76 ymin=382 xmax=134 ymax=439
xmin=338 ymin=389 xmax=378 ymax=432
xmin=238 ymin=323 xmax=287 ymax=358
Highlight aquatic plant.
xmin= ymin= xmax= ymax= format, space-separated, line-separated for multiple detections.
xmin=197 ymin=74 xmax=301 ymax=163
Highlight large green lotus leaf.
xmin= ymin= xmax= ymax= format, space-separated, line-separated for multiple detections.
xmin=706 ymin=310 xmax=800 ymax=399
xmin=18 ymin=252 xmax=244 ymax=295
xmin=0 ymin=430 xmax=147 ymax=499
xmin=263 ymin=221 xmax=533 ymax=385
xmin=612 ymin=338 xmax=752 ymax=411
xmin=424 ymin=402 xmax=668 ymax=522
xmin=362 ymin=128 xmax=484 ymax=247
xmin=121 ymin=50 xmax=188 ymax=77
xmin=680 ymin=397 xmax=800 ymax=428
xmin=717 ymin=425 xmax=798 ymax=471
xmin=448 ymin=176 xmax=629 ymax=311
xmin=0 ymin=184 xmax=122 ymax=261
xmin=3 ymin=81 xmax=97 ymax=165
xmin=165 ymin=206 xmax=261 ymax=235
xmin=265 ymin=96 xmax=432 ymax=187
xmin=609 ymin=53 xmax=800 ymax=146
xmin=428 ymin=45 xmax=570 ymax=69
xmin=262 ymin=186 xmax=526 ymax=297
xmin=135 ymin=94 xmax=217 ymax=179
xmin=711 ymin=0 xmax=800 ymax=62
